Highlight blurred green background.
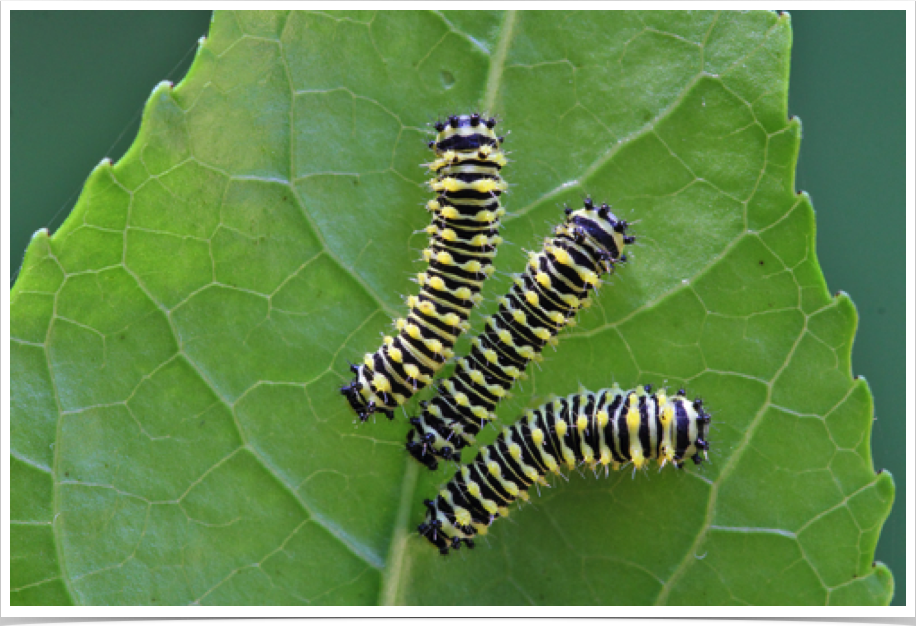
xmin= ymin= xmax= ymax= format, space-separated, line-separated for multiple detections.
xmin=9 ymin=11 xmax=906 ymax=605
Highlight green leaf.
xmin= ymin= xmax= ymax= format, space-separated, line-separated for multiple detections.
xmin=10 ymin=10 xmax=894 ymax=606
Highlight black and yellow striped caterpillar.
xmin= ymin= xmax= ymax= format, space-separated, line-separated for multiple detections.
xmin=341 ymin=114 xmax=508 ymax=421
xmin=406 ymin=198 xmax=634 ymax=468
xmin=418 ymin=384 xmax=712 ymax=555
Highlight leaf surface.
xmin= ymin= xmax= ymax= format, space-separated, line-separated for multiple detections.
xmin=10 ymin=10 xmax=894 ymax=606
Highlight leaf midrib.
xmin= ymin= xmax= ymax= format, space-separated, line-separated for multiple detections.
xmin=378 ymin=10 xmax=519 ymax=606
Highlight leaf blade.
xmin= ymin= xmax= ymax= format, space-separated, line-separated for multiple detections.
xmin=10 ymin=9 xmax=893 ymax=606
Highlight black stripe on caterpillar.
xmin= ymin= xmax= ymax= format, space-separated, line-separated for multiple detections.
xmin=418 ymin=384 xmax=712 ymax=555
xmin=405 ymin=198 xmax=634 ymax=468
xmin=341 ymin=114 xmax=508 ymax=421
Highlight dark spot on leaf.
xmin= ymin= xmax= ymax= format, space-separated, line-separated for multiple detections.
xmin=64 ymin=471 xmax=69 ymax=477
xmin=120 ymin=333 xmax=126 ymax=340
xmin=642 ymin=110 xmax=652 ymax=123
xmin=282 ymin=196 xmax=288 ymax=201
xmin=758 ymin=260 xmax=764 ymax=265
xmin=352 ymin=179 xmax=359 ymax=187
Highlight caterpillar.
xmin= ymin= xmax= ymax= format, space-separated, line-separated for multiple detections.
xmin=341 ymin=114 xmax=508 ymax=421
xmin=406 ymin=198 xmax=634 ymax=469
xmin=418 ymin=384 xmax=712 ymax=555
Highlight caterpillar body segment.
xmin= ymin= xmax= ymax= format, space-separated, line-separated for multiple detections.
xmin=406 ymin=198 xmax=634 ymax=467
xmin=341 ymin=114 xmax=508 ymax=421
xmin=418 ymin=385 xmax=712 ymax=555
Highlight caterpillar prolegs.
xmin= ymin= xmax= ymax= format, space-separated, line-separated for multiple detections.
xmin=341 ymin=114 xmax=508 ymax=421
xmin=418 ymin=384 xmax=712 ymax=555
xmin=406 ymin=198 xmax=634 ymax=469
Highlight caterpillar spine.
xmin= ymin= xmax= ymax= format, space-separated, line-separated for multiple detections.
xmin=341 ymin=114 xmax=508 ymax=421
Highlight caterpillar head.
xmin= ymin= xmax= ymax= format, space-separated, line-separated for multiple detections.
xmin=432 ymin=114 xmax=501 ymax=153
xmin=565 ymin=197 xmax=635 ymax=265
xmin=665 ymin=392 xmax=712 ymax=467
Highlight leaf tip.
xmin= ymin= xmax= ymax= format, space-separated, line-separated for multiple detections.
xmin=874 ymin=469 xmax=895 ymax=501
